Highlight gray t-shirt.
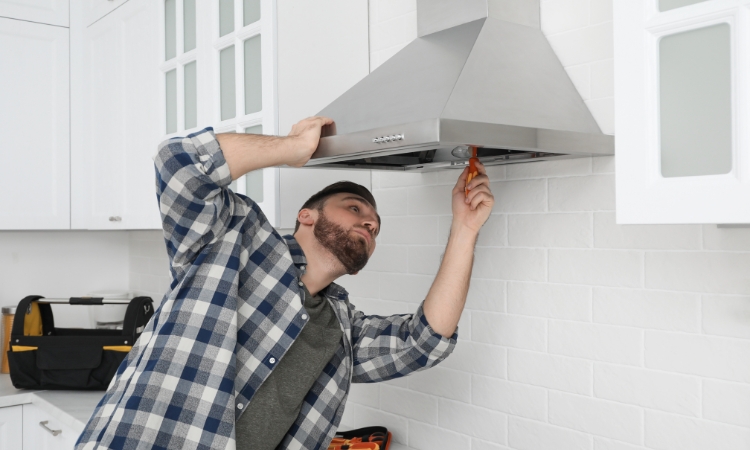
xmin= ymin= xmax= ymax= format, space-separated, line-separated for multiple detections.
xmin=235 ymin=284 xmax=344 ymax=450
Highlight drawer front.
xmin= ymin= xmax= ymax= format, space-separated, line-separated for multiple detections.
xmin=23 ymin=403 xmax=79 ymax=449
xmin=0 ymin=405 xmax=22 ymax=449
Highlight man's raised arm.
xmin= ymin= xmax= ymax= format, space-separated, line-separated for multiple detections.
xmin=217 ymin=116 xmax=333 ymax=180
xmin=422 ymin=161 xmax=495 ymax=338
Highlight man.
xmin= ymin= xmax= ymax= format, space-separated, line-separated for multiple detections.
xmin=76 ymin=116 xmax=494 ymax=450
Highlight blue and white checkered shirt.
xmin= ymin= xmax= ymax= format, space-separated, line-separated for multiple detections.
xmin=76 ymin=128 xmax=457 ymax=450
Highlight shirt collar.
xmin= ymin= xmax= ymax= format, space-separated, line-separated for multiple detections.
xmin=282 ymin=234 xmax=349 ymax=301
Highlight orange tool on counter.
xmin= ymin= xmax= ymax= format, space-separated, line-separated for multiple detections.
xmin=465 ymin=145 xmax=479 ymax=197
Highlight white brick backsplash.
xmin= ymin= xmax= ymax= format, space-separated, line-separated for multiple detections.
xmin=702 ymin=294 xmax=750 ymax=339
xmin=491 ymin=179 xmax=547 ymax=213
xmin=471 ymin=439 xmax=511 ymax=450
xmin=407 ymin=245 xmax=443 ymax=275
xmin=585 ymin=96 xmax=615 ymax=135
xmin=703 ymin=379 xmax=750 ymax=428
xmin=549 ymin=391 xmax=643 ymax=444
xmin=373 ymin=188 xmax=408 ymax=216
xmin=508 ymin=213 xmax=592 ymax=248
xmin=473 ymin=247 xmax=547 ymax=281
xmin=594 ymin=363 xmax=700 ymax=416
xmin=407 ymin=184 xmax=453 ymax=215
xmin=646 ymin=251 xmax=750 ymax=295
xmin=549 ymin=321 xmax=643 ymax=365
xmin=509 ymin=417 xmax=593 ymax=450
xmin=592 ymin=288 xmax=700 ymax=332
xmin=408 ymin=420 xmax=471 ymax=450
xmin=379 ymin=273 xmax=432 ymax=303
xmin=476 ymin=214 xmax=508 ymax=247
xmin=438 ymin=398 xmax=508 ymax=444
xmin=439 ymin=341 xmax=507 ymax=379
xmin=549 ymin=249 xmax=642 ymax=287
xmin=472 ymin=313 xmax=547 ymax=351
xmin=507 ymin=282 xmax=592 ymax=321
xmin=506 ymin=158 xmax=592 ymax=180
xmin=466 ymin=278 xmax=506 ymax=313
xmin=594 ymin=212 xmax=701 ymax=250
xmin=592 ymin=156 xmax=614 ymax=173
xmin=549 ymin=175 xmax=615 ymax=212
xmin=407 ymin=367 xmax=471 ymax=402
xmin=590 ymin=59 xmax=614 ymax=99
xmin=541 ymin=0 xmax=590 ymax=35
xmin=565 ymin=64 xmax=592 ymax=100
xmin=336 ymin=271 xmax=380 ymax=298
xmin=364 ymin=245 xmax=409 ymax=273
xmin=340 ymin=403 xmax=408 ymax=443
xmin=594 ymin=438 xmax=648 ymax=450
xmin=373 ymin=171 xmax=437 ymax=189
xmin=348 ymin=382 xmax=380 ymax=409
xmin=703 ymin=224 xmax=750 ymax=251
xmin=645 ymin=331 xmax=750 ymax=383
xmin=380 ymin=385 xmax=437 ymax=424
xmin=508 ymin=349 xmax=593 ymax=395
xmin=546 ymin=22 xmax=614 ymax=66
xmin=472 ymin=375 xmax=547 ymax=421
xmin=645 ymin=410 xmax=750 ymax=450
xmin=377 ymin=216 xmax=438 ymax=245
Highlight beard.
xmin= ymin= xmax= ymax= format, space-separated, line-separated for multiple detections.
xmin=313 ymin=209 xmax=370 ymax=274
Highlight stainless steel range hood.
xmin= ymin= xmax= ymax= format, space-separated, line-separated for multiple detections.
xmin=305 ymin=0 xmax=614 ymax=172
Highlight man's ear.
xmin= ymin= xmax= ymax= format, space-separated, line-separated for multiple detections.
xmin=297 ymin=208 xmax=316 ymax=227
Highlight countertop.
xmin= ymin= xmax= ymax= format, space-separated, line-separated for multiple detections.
xmin=0 ymin=374 xmax=415 ymax=449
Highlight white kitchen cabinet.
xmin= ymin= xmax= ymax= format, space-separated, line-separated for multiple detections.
xmin=0 ymin=405 xmax=22 ymax=449
xmin=0 ymin=0 xmax=69 ymax=27
xmin=22 ymin=403 xmax=77 ymax=449
xmin=615 ymin=0 xmax=750 ymax=224
xmin=83 ymin=0 xmax=129 ymax=26
xmin=0 ymin=17 xmax=70 ymax=230
xmin=70 ymin=0 xmax=163 ymax=230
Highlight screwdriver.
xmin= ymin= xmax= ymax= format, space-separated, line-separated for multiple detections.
xmin=465 ymin=146 xmax=479 ymax=197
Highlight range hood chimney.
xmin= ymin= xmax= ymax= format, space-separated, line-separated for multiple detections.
xmin=306 ymin=0 xmax=614 ymax=172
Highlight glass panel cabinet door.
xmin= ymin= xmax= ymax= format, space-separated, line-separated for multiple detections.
xmin=220 ymin=45 xmax=236 ymax=120
xmin=614 ymin=0 xmax=750 ymax=224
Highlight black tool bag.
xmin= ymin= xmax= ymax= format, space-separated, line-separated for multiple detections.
xmin=6 ymin=295 xmax=154 ymax=390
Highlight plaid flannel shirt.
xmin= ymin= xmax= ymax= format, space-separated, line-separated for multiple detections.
xmin=76 ymin=127 xmax=457 ymax=450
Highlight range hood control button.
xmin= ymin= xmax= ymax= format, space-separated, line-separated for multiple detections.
xmin=372 ymin=134 xmax=405 ymax=144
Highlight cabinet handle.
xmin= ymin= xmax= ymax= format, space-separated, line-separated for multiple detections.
xmin=39 ymin=420 xmax=62 ymax=436
xmin=109 ymin=216 xmax=122 ymax=222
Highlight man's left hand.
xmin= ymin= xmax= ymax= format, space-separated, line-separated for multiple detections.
xmin=451 ymin=161 xmax=494 ymax=233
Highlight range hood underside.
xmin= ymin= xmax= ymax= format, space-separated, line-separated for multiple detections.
xmin=307 ymin=119 xmax=614 ymax=172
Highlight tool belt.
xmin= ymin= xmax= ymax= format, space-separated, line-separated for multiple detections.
xmin=6 ymin=295 xmax=153 ymax=390
xmin=329 ymin=426 xmax=391 ymax=450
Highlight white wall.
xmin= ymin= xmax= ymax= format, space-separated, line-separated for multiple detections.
xmin=334 ymin=1 xmax=750 ymax=449
xmin=0 ymin=231 xmax=130 ymax=326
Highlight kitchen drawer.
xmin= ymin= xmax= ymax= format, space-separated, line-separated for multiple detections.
xmin=0 ymin=405 xmax=22 ymax=449
xmin=23 ymin=403 xmax=79 ymax=449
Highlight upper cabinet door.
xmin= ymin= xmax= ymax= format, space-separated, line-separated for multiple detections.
xmin=0 ymin=18 xmax=70 ymax=230
xmin=615 ymin=0 xmax=750 ymax=224
xmin=70 ymin=0 xmax=161 ymax=230
xmin=0 ymin=0 xmax=68 ymax=27
xmin=83 ymin=0 xmax=129 ymax=26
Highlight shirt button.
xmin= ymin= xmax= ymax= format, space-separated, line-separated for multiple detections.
xmin=298 ymin=281 xmax=304 ymax=287
xmin=301 ymin=314 xmax=308 ymax=320
xmin=269 ymin=357 xmax=276 ymax=364
xmin=237 ymin=403 xmax=244 ymax=410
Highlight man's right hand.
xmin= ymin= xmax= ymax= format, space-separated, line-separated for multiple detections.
xmin=285 ymin=116 xmax=334 ymax=167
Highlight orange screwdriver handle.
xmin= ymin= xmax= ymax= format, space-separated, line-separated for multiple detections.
xmin=465 ymin=146 xmax=479 ymax=197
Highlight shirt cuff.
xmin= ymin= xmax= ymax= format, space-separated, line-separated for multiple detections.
xmin=188 ymin=127 xmax=233 ymax=188
xmin=412 ymin=301 xmax=458 ymax=360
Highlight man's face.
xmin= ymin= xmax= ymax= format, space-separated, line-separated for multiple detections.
xmin=312 ymin=193 xmax=380 ymax=274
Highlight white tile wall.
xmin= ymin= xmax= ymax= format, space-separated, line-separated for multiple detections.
xmin=124 ymin=1 xmax=750 ymax=448
xmin=335 ymin=1 xmax=750 ymax=447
